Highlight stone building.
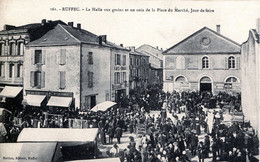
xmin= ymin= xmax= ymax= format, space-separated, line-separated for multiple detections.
xmin=128 ymin=47 xmax=149 ymax=91
xmin=23 ymin=22 xmax=129 ymax=111
xmin=241 ymin=19 xmax=260 ymax=134
xmin=0 ymin=19 xmax=65 ymax=112
xmin=163 ymin=26 xmax=241 ymax=94
xmin=136 ymin=44 xmax=163 ymax=86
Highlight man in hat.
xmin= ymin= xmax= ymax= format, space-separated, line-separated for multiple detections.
xmin=115 ymin=126 xmax=122 ymax=144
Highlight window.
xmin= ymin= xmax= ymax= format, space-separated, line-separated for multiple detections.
xmin=60 ymin=49 xmax=66 ymax=65
xmin=0 ymin=43 xmax=4 ymax=56
xmin=17 ymin=64 xmax=22 ymax=78
xmin=105 ymin=93 xmax=109 ymax=101
xmin=115 ymin=54 xmax=121 ymax=65
xmin=122 ymin=72 xmax=126 ymax=82
xmin=30 ymin=71 xmax=45 ymax=88
xmin=130 ymin=69 xmax=133 ymax=77
xmin=0 ymin=63 xmax=4 ymax=77
xmin=17 ymin=42 xmax=24 ymax=55
xmin=35 ymin=50 xmax=42 ymax=64
xmin=202 ymin=56 xmax=209 ymax=69
xmin=9 ymin=64 xmax=14 ymax=78
xmin=228 ymin=56 xmax=235 ymax=69
xmin=176 ymin=56 xmax=185 ymax=69
xmin=160 ymin=60 xmax=163 ymax=67
xmin=59 ymin=71 xmax=66 ymax=89
xmin=9 ymin=42 xmax=15 ymax=55
xmin=226 ymin=77 xmax=238 ymax=83
xmin=122 ymin=55 xmax=126 ymax=66
xmin=130 ymin=58 xmax=133 ymax=65
xmin=175 ymin=76 xmax=186 ymax=82
xmin=137 ymin=58 xmax=140 ymax=66
xmin=115 ymin=72 xmax=120 ymax=84
xmin=88 ymin=52 xmax=93 ymax=65
xmin=88 ymin=71 xmax=93 ymax=88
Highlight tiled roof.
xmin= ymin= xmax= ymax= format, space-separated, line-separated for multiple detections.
xmin=28 ymin=23 xmax=127 ymax=50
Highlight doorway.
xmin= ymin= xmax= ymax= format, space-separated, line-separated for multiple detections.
xmin=200 ymin=76 xmax=212 ymax=93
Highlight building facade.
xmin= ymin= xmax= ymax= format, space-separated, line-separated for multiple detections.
xmin=136 ymin=44 xmax=163 ymax=86
xmin=241 ymin=19 xmax=260 ymax=134
xmin=0 ymin=19 xmax=65 ymax=111
xmin=163 ymin=26 xmax=241 ymax=94
xmin=24 ymin=22 xmax=129 ymax=111
xmin=128 ymin=47 xmax=149 ymax=92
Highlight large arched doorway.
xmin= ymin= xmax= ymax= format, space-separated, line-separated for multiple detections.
xmin=200 ymin=76 xmax=212 ymax=93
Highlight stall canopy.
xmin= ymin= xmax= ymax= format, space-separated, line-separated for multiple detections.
xmin=47 ymin=96 xmax=72 ymax=107
xmin=91 ymin=101 xmax=117 ymax=112
xmin=0 ymin=143 xmax=62 ymax=162
xmin=17 ymin=128 xmax=99 ymax=143
xmin=0 ymin=86 xmax=23 ymax=98
xmin=24 ymin=95 xmax=46 ymax=107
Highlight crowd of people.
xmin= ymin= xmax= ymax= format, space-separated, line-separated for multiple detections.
xmin=0 ymin=84 xmax=259 ymax=161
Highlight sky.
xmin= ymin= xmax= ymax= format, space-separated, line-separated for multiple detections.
xmin=0 ymin=0 xmax=259 ymax=50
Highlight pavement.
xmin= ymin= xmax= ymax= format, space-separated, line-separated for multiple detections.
xmin=97 ymin=109 xmax=233 ymax=161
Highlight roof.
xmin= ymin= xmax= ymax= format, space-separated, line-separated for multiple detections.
xmin=17 ymin=128 xmax=99 ymax=142
xmin=250 ymin=29 xmax=259 ymax=43
xmin=163 ymin=26 xmax=241 ymax=54
xmin=130 ymin=50 xmax=149 ymax=57
xmin=0 ymin=143 xmax=59 ymax=162
xmin=28 ymin=23 xmax=128 ymax=50
xmin=136 ymin=44 xmax=163 ymax=59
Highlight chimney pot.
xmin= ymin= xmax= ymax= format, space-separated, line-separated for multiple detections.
xmin=68 ymin=22 xmax=74 ymax=27
xmin=41 ymin=19 xmax=47 ymax=25
xmin=77 ymin=23 xmax=81 ymax=30
xmin=130 ymin=46 xmax=135 ymax=52
xmin=216 ymin=25 xmax=220 ymax=33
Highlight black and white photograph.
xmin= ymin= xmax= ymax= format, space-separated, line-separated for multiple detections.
xmin=0 ymin=0 xmax=259 ymax=161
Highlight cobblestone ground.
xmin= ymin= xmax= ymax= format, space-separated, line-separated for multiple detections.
xmin=97 ymin=109 xmax=233 ymax=161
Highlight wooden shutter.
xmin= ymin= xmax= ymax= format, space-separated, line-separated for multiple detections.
xmin=224 ymin=57 xmax=228 ymax=69
xmin=41 ymin=71 xmax=45 ymax=88
xmin=31 ymin=50 xmax=35 ymax=65
xmin=236 ymin=57 xmax=240 ymax=69
xmin=2 ymin=63 xmax=5 ymax=77
xmin=60 ymin=49 xmax=66 ymax=65
xmin=60 ymin=71 xmax=66 ymax=89
xmin=42 ymin=50 xmax=46 ymax=65
xmin=115 ymin=54 xmax=117 ymax=65
xmin=30 ymin=71 xmax=35 ymax=87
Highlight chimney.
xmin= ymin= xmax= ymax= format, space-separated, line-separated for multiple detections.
xmin=130 ymin=46 xmax=135 ymax=52
xmin=156 ymin=46 xmax=158 ymax=49
xmin=41 ymin=19 xmax=47 ymax=25
xmin=68 ymin=22 xmax=74 ymax=27
xmin=98 ymin=36 xmax=102 ymax=45
xmin=216 ymin=25 xmax=220 ymax=33
xmin=77 ymin=23 xmax=81 ymax=30
xmin=120 ymin=44 xmax=123 ymax=47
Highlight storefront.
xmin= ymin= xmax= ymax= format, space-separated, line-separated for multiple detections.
xmin=0 ymin=86 xmax=23 ymax=113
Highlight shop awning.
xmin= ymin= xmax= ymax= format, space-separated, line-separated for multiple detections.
xmin=91 ymin=101 xmax=117 ymax=112
xmin=24 ymin=95 xmax=46 ymax=107
xmin=47 ymin=96 xmax=72 ymax=107
xmin=17 ymin=128 xmax=99 ymax=142
xmin=0 ymin=86 xmax=23 ymax=98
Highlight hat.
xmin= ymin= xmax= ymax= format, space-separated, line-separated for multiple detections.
xmin=114 ymin=143 xmax=118 ymax=148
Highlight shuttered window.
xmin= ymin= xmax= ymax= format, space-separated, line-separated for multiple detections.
xmin=17 ymin=42 xmax=24 ymax=55
xmin=60 ymin=49 xmax=66 ymax=65
xmin=228 ymin=56 xmax=235 ymax=69
xmin=88 ymin=52 xmax=93 ymax=65
xmin=122 ymin=55 xmax=126 ymax=66
xmin=35 ymin=50 xmax=42 ymax=64
xmin=59 ymin=71 xmax=66 ymax=89
xmin=17 ymin=64 xmax=22 ymax=78
xmin=0 ymin=43 xmax=4 ymax=56
xmin=30 ymin=71 xmax=45 ymax=88
xmin=9 ymin=42 xmax=15 ymax=55
xmin=0 ymin=63 xmax=4 ymax=77
xmin=9 ymin=64 xmax=14 ymax=78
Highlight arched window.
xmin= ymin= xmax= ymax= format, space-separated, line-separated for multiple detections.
xmin=9 ymin=42 xmax=15 ymax=55
xmin=176 ymin=56 xmax=185 ymax=69
xmin=202 ymin=56 xmax=209 ymax=69
xmin=0 ymin=43 xmax=4 ymax=56
xmin=175 ymin=76 xmax=186 ymax=82
xmin=228 ymin=56 xmax=235 ymax=69
xmin=226 ymin=77 xmax=238 ymax=83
